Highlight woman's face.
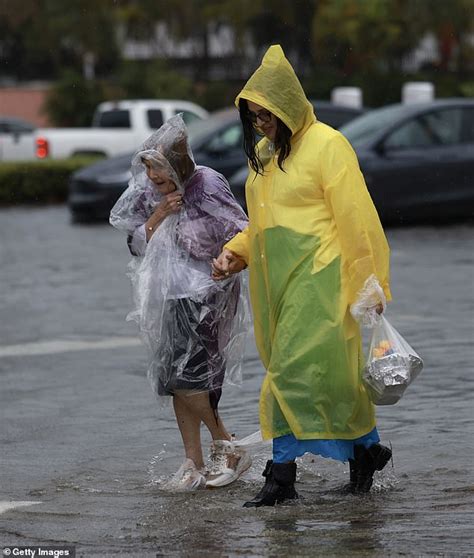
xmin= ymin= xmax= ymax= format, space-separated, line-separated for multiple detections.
xmin=143 ymin=159 xmax=176 ymax=194
xmin=247 ymin=100 xmax=278 ymax=142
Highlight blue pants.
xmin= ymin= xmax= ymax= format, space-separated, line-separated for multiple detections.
xmin=273 ymin=428 xmax=380 ymax=463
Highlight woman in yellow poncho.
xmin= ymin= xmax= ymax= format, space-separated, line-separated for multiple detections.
xmin=212 ymin=45 xmax=392 ymax=506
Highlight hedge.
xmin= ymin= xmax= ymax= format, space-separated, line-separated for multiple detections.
xmin=0 ymin=157 xmax=102 ymax=205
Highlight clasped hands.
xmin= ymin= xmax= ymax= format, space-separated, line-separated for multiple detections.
xmin=212 ymin=248 xmax=247 ymax=280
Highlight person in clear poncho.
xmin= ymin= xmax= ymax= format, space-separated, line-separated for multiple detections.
xmin=110 ymin=115 xmax=252 ymax=491
xmin=212 ymin=45 xmax=393 ymax=506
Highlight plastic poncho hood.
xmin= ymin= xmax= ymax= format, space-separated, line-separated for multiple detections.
xmin=136 ymin=116 xmax=195 ymax=193
xmin=110 ymin=116 xmax=195 ymax=235
xmin=110 ymin=115 xmax=250 ymax=404
xmin=235 ymin=44 xmax=316 ymax=139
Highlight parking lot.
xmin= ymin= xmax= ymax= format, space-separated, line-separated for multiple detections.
xmin=1 ymin=206 xmax=473 ymax=557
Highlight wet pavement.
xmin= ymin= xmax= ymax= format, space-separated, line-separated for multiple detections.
xmin=1 ymin=206 xmax=473 ymax=557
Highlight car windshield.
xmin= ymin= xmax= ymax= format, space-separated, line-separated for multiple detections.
xmin=187 ymin=112 xmax=237 ymax=148
xmin=339 ymin=105 xmax=409 ymax=147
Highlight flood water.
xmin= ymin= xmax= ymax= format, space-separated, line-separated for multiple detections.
xmin=1 ymin=207 xmax=473 ymax=557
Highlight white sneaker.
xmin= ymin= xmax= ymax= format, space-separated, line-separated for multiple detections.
xmin=206 ymin=439 xmax=252 ymax=488
xmin=162 ymin=458 xmax=206 ymax=492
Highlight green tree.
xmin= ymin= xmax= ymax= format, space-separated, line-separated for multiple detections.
xmin=43 ymin=70 xmax=107 ymax=126
xmin=312 ymin=0 xmax=425 ymax=75
xmin=0 ymin=0 xmax=120 ymax=80
xmin=309 ymin=0 xmax=474 ymax=104
xmin=0 ymin=0 xmax=61 ymax=80
xmin=117 ymin=59 xmax=193 ymax=99
xmin=44 ymin=0 xmax=120 ymax=78
xmin=115 ymin=0 xmax=265 ymax=79
xmin=416 ymin=0 xmax=474 ymax=75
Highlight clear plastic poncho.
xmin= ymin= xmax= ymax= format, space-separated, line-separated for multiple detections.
xmin=110 ymin=115 xmax=250 ymax=408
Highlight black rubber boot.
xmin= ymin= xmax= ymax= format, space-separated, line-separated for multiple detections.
xmin=243 ymin=459 xmax=273 ymax=507
xmin=243 ymin=461 xmax=298 ymax=508
xmin=341 ymin=457 xmax=358 ymax=493
xmin=353 ymin=443 xmax=392 ymax=493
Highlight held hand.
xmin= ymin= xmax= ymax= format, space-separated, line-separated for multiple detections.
xmin=156 ymin=192 xmax=183 ymax=217
xmin=211 ymin=248 xmax=247 ymax=281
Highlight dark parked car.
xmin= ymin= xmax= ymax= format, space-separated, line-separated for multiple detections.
xmin=312 ymin=100 xmax=365 ymax=129
xmin=68 ymin=102 xmax=364 ymax=221
xmin=230 ymin=98 xmax=474 ymax=223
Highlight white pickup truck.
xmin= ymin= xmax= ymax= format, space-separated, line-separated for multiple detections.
xmin=34 ymin=99 xmax=209 ymax=159
xmin=0 ymin=117 xmax=36 ymax=161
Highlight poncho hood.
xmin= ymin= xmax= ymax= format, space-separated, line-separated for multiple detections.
xmin=132 ymin=114 xmax=195 ymax=192
xmin=235 ymin=44 xmax=316 ymax=141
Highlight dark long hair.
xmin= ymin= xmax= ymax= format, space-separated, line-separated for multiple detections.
xmin=239 ymin=99 xmax=292 ymax=175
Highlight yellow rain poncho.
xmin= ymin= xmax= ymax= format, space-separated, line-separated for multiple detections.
xmin=225 ymin=45 xmax=391 ymax=441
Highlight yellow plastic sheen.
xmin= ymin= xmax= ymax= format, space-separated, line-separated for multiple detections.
xmin=226 ymin=45 xmax=391 ymax=441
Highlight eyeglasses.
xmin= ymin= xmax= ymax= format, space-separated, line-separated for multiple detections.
xmin=247 ymin=109 xmax=273 ymax=125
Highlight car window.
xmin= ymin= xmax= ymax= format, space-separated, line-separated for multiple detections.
xmin=422 ymin=109 xmax=463 ymax=145
xmin=0 ymin=120 xmax=35 ymax=133
xmin=187 ymin=114 xmax=236 ymax=146
xmin=339 ymin=104 xmax=409 ymax=147
xmin=385 ymin=108 xmax=464 ymax=149
xmin=385 ymin=119 xmax=436 ymax=149
xmin=96 ymin=110 xmax=131 ymax=128
xmin=178 ymin=110 xmax=201 ymax=125
xmin=206 ymin=123 xmax=242 ymax=151
xmin=10 ymin=122 xmax=35 ymax=133
xmin=147 ymin=109 xmax=164 ymax=129
xmin=462 ymin=108 xmax=474 ymax=142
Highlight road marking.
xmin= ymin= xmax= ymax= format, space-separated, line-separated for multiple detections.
xmin=0 ymin=501 xmax=42 ymax=514
xmin=0 ymin=337 xmax=141 ymax=358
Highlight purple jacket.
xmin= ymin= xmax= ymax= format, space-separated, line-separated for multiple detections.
xmin=126 ymin=166 xmax=248 ymax=259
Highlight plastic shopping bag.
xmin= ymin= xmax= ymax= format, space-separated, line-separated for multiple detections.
xmin=363 ymin=316 xmax=423 ymax=405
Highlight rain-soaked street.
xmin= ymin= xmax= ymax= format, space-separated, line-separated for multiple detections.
xmin=1 ymin=206 xmax=473 ymax=557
